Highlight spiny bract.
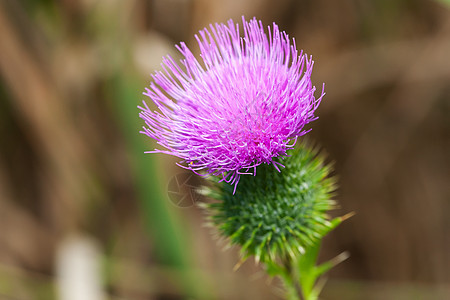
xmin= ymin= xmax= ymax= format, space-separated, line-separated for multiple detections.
xmin=139 ymin=17 xmax=324 ymax=192
xmin=202 ymin=143 xmax=336 ymax=264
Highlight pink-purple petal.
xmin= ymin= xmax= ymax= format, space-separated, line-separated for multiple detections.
xmin=139 ymin=17 xmax=324 ymax=192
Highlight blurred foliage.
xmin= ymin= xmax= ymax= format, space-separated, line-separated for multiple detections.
xmin=0 ymin=0 xmax=449 ymax=299
xmin=436 ymin=0 xmax=450 ymax=6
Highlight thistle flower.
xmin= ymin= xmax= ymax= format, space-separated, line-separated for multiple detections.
xmin=139 ymin=17 xmax=324 ymax=191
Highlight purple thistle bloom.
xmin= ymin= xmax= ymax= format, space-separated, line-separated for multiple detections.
xmin=139 ymin=17 xmax=324 ymax=193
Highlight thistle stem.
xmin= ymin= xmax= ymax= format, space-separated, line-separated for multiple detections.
xmin=282 ymin=256 xmax=306 ymax=300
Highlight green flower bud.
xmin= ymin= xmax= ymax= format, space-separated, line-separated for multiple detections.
xmin=202 ymin=142 xmax=337 ymax=264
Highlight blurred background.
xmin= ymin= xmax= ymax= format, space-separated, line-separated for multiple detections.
xmin=0 ymin=0 xmax=449 ymax=299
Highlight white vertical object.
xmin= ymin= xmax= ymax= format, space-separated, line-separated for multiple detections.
xmin=56 ymin=235 xmax=104 ymax=300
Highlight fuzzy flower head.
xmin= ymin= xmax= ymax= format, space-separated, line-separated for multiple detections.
xmin=139 ymin=17 xmax=324 ymax=192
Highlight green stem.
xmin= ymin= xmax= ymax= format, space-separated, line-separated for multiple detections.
xmin=281 ymin=256 xmax=305 ymax=300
